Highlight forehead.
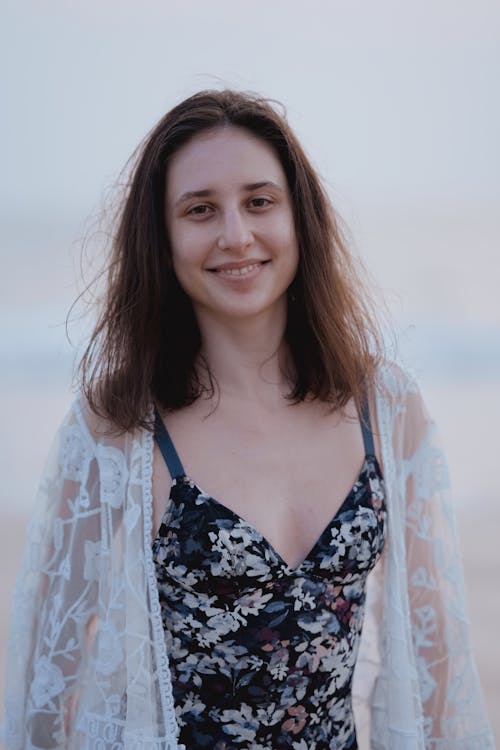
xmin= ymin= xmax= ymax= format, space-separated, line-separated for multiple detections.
xmin=166 ymin=126 xmax=287 ymax=194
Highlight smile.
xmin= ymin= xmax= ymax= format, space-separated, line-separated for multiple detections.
xmin=209 ymin=260 xmax=270 ymax=277
xmin=217 ymin=263 xmax=261 ymax=276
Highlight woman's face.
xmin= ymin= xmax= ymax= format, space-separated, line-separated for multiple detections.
xmin=165 ymin=125 xmax=299 ymax=328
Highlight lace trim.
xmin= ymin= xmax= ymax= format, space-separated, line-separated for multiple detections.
xmin=425 ymin=736 xmax=496 ymax=750
xmin=142 ymin=416 xmax=181 ymax=747
xmin=374 ymin=368 xmax=425 ymax=749
xmin=76 ymin=711 xmax=182 ymax=750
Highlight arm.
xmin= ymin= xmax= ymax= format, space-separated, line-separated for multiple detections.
xmin=400 ymin=379 xmax=494 ymax=746
xmin=4 ymin=404 xmax=101 ymax=749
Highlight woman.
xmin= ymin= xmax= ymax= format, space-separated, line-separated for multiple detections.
xmin=4 ymin=90 xmax=494 ymax=749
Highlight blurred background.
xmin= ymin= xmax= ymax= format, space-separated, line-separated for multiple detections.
xmin=1 ymin=0 xmax=499 ymax=744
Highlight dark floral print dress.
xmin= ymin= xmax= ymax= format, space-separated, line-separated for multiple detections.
xmin=152 ymin=410 xmax=386 ymax=750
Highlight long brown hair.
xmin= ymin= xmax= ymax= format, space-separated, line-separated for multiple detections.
xmin=79 ymin=89 xmax=384 ymax=431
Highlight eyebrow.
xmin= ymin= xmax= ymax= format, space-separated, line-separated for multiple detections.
xmin=173 ymin=181 xmax=284 ymax=208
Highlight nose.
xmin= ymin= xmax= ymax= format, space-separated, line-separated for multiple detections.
xmin=217 ymin=208 xmax=253 ymax=251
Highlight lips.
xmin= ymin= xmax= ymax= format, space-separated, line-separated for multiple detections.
xmin=208 ymin=260 xmax=270 ymax=275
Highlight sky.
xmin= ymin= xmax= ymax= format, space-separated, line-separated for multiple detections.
xmin=1 ymin=0 xmax=499 ymax=509
xmin=3 ymin=0 xmax=500 ymax=212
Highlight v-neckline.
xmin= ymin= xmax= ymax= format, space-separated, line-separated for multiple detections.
xmin=158 ymin=454 xmax=381 ymax=573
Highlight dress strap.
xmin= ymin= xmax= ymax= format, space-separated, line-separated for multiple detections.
xmin=154 ymin=408 xmax=186 ymax=479
xmin=360 ymin=396 xmax=376 ymax=457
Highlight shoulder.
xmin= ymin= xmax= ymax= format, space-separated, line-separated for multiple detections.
xmin=59 ymin=395 xmax=153 ymax=506
xmin=373 ymin=359 xmax=432 ymax=424
xmin=51 ymin=395 xmax=150 ymax=481
xmin=373 ymin=360 xmax=437 ymax=460
xmin=373 ymin=359 xmax=419 ymax=404
xmin=70 ymin=393 xmax=149 ymax=447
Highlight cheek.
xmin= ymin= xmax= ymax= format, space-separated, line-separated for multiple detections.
xmin=266 ymin=213 xmax=297 ymax=250
xmin=169 ymin=229 xmax=203 ymax=276
xmin=281 ymin=211 xmax=299 ymax=252
xmin=169 ymin=237 xmax=192 ymax=289
xmin=171 ymin=250 xmax=195 ymax=290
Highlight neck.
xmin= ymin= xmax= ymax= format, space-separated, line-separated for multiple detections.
xmin=195 ymin=305 xmax=293 ymax=406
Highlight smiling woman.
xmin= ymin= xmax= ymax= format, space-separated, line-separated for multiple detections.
xmin=4 ymin=90 xmax=494 ymax=750
xmin=77 ymin=90 xmax=382 ymax=428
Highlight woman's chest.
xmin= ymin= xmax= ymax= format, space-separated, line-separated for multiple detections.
xmin=152 ymin=403 xmax=373 ymax=569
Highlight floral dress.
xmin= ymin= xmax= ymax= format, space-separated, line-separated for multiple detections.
xmin=152 ymin=408 xmax=386 ymax=750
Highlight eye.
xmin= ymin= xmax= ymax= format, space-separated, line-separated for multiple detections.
xmin=186 ymin=204 xmax=213 ymax=217
xmin=248 ymin=196 xmax=273 ymax=209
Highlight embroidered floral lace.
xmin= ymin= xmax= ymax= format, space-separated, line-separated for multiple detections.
xmin=3 ymin=364 xmax=495 ymax=749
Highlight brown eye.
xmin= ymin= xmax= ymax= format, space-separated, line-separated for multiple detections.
xmin=188 ymin=204 xmax=212 ymax=216
xmin=249 ymin=197 xmax=272 ymax=209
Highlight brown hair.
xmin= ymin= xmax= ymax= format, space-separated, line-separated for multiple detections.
xmin=79 ymin=89 xmax=384 ymax=431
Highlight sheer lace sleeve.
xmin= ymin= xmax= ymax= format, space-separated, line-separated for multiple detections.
xmin=368 ymin=366 xmax=495 ymax=749
xmin=4 ymin=403 xmax=100 ymax=749
xmin=400 ymin=378 xmax=494 ymax=747
xmin=4 ymin=401 xmax=181 ymax=750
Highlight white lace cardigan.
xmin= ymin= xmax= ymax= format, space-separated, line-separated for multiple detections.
xmin=3 ymin=364 xmax=495 ymax=749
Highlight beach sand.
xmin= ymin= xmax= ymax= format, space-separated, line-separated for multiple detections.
xmin=0 ymin=501 xmax=498 ymax=748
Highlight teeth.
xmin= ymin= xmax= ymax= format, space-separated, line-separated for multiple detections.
xmin=218 ymin=263 xmax=260 ymax=276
